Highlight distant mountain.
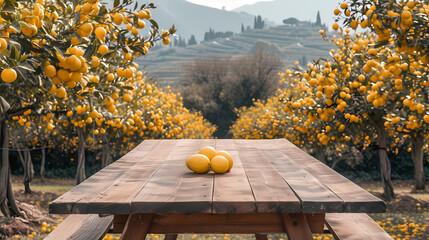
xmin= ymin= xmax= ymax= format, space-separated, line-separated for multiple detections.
xmin=144 ymin=0 xmax=254 ymax=41
xmin=136 ymin=22 xmax=333 ymax=87
xmin=233 ymin=0 xmax=339 ymax=27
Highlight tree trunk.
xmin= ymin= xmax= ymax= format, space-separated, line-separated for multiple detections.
xmin=0 ymin=120 xmax=23 ymax=217
xmin=101 ymin=134 xmax=112 ymax=168
xmin=370 ymin=113 xmax=395 ymax=201
xmin=23 ymin=148 xmax=34 ymax=194
xmin=315 ymin=146 xmax=326 ymax=163
xmin=76 ymin=127 xmax=86 ymax=184
xmin=40 ymin=147 xmax=45 ymax=183
xmin=411 ymin=132 xmax=425 ymax=191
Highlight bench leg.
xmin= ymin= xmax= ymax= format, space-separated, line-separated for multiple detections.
xmin=281 ymin=214 xmax=314 ymax=240
xmin=165 ymin=234 xmax=178 ymax=240
xmin=255 ymin=234 xmax=268 ymax=240
xmin=120 ymin=213 xmax=153 ymax=240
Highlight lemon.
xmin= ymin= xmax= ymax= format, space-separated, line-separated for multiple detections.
xmin=216 ymin=150 xmax=233 ymax=171
xmin=199 ymin=146 xmax=216 ymax=160
xmin=186 ymin=154 xmax=210 ymax=173
xmin=210 ymin=156 xmax=229 ymax=174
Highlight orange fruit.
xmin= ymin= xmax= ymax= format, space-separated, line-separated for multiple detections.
xmin=1 ymin=68 xmax=17 ymax=83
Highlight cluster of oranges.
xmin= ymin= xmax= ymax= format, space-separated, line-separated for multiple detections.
xmin=186 ymin=146 xmax=233 ymax=174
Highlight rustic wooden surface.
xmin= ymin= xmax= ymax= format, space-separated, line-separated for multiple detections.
xmin=44 ymin=214 xmax=113 ymax=240
xmin=325 ymin=213 xmax=393 ymax=240
xmin=50 ymin=139 xmax=386 ymax=215
xmin=112 ymin=213 xmax=325 ymax=234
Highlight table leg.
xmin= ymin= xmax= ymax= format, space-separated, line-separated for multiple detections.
xmin=120 ymin=213 xmax=153 ymax=240
xmin=281 ymin=214 xmax=313 ymax=240
xmin=255 ymin=234 xmax=268 ymax=240
xmin=164 ymin=234 xmax=178 ymax=240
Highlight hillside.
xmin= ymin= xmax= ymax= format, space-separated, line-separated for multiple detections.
xmin=135 ymin=22 xmax=334 ymax=87
xmin=233 ymin=0 xmax=339 ymax=27
xmin=145 ymin=0 xmax=254 ymax=40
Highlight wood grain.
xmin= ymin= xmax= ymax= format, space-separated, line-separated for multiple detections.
xmin=44 ymin=214 xmax=113 ymax=240
xmin=86 ymin=140 xmax=179 ymax=214
xmin=325 ymin=213 xmax=393 ymax=240
xmin=50 ymin=140 xmax=163 ymax=214
xmin=274 ymin=139 xmax=386 ymax=213
xmin=120 ymin=213 xmax=153 ymax=240
xmin=131 ymin=139 xmax=215 ymax=213
xmin=213 ymin=140 xmax=255 ymax=213
xmin=112 ymin=213 xmax=324 ymax=234
xmin=249 ymin=140 xmax=343 ymax=213
xmin=281 ymin=213 xmax=314 ymax=240
xmin=235 ymin=140 xmax=300 ymax=213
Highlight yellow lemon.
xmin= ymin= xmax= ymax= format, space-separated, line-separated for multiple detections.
xmin=210 ymin=156 xmax=229 ymax=174
xmin=216 ymin=150 xmax=233 ymax=171
xmin=199 ymin=146 xmax=216 ymax=160
xmin=186 ymin=154 xmax=210 ymax=173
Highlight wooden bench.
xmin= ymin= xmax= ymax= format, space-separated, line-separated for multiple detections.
xmin=44 ymin=214 xmax=113 ymax=240
xmin=325 ymin=213 xmax=393 ymax=240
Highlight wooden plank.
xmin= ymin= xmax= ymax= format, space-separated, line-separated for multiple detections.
xmin=248 ymin=140 xmax=343 ymax=213
xmin=113 ymin=213 xmax=324 ymax=234
xmin=164 ymin=234 xmax=178 ymax=240
xmin=281 ymin=214 xmax=314 ymax=240
xmin=86 ymin=140 xmax=179 ymax=214
xmin=274 ymin=139 xmax=386 ymax=213
xmin=235 ymin=140 xmax=300 ymax=213
xmin=50 ymin=140 xmax=163 ymax=214
xmin=121 ymin=213 xmax=153 ymax=240
xmin=44 ymin=214 xmax=113 ymax=240
xmin=255 ymin=234 xmax=268 ymax=240
xmin=131 ymin=139 xmax=215 ymax=213
xmin=213 ymin=140 xmax=255 ymax=213
xmin=325 ymin=213 xmax=393 ymax=240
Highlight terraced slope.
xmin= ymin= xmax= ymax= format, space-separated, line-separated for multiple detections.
xmin=136 ymin=23 xmax=333 ymax=87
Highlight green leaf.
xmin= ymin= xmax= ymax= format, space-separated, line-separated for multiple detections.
xmin=10 ymin=45 xmax=19 ymax=61
xmin=94 ymin=91 xmax=104 ymax=100
xmin=0 ymin=96 xmax=10 ymax=114
xmin=17 ymin=63 xmax=35 ymax=72
xmin=83 ymin=44 xmax=94 ymax=58
xmin=0 ymin=49 xmax=10 ymax=56
xmin=114 ymin=0 xmax=120 ymax=7
xmin=149 ymin=19 xmax=158 ymax=29
xmin=73 ymin=11 xmax=81 ymax=27
xmin=10 ymin=21 xmax=21 ymax=32
xmin=134 ymin=1 xmax=138 ymax=10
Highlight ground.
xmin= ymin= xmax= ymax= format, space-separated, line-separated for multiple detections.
xmin=0 ymin=177 xmax=428 ymax=240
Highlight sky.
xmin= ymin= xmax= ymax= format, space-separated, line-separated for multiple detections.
xmin=186 ymin=0 xmax=273 ymax=11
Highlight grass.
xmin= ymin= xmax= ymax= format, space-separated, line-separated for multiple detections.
xmin=11 ymin=182 xmax=74 ymax=196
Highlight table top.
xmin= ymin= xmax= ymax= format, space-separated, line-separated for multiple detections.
xmin=49 ymin=139 xmax=385 ymax=215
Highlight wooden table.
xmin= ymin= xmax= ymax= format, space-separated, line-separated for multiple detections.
xmin=50 ymin=139 xmax=386 ymax=240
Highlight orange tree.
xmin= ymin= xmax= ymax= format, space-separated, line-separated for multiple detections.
xmin=92 ymin=74 xmax=216 ymax=167
xmin=335 ymin=0 xmax=429 ymax=190
xmin=0 ymin=0 xmax=173 ymax=217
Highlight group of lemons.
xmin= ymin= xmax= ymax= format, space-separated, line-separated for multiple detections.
xmin=186 ymin=146 xmax=233 ymax=174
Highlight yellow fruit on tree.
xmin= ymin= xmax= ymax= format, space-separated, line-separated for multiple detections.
xmin=199 ymin=146 xmax=216 ymax=160
xmin=94 ymin=27 xmax=106 ymax=41
xmin=186 ymin=154 xmax=210 ymax=173
xmin=0 ymin=38 xmax=7 ymax=49
xmin=44 ymin=65 xmax=56 ymax=77
xmin=216 ymin=150 xmax=233 ymax=171
xmin=56 ymin=87 xmax=66 ymax=98
xmin=1 ymin=68 xmax=17 ymax=83
xmin=98 ymin=44 xmax=108 ymax=55
xmin=210 ymin=155 xmax=229 ymax=174
xmin=123 ymin=93 xmax=132 ymax=103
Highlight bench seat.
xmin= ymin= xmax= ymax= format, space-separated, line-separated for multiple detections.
xmin=325 ymin=213 xmax=392 ymax=240
xmin=44 ymin=214 xmax=113 ymax=240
